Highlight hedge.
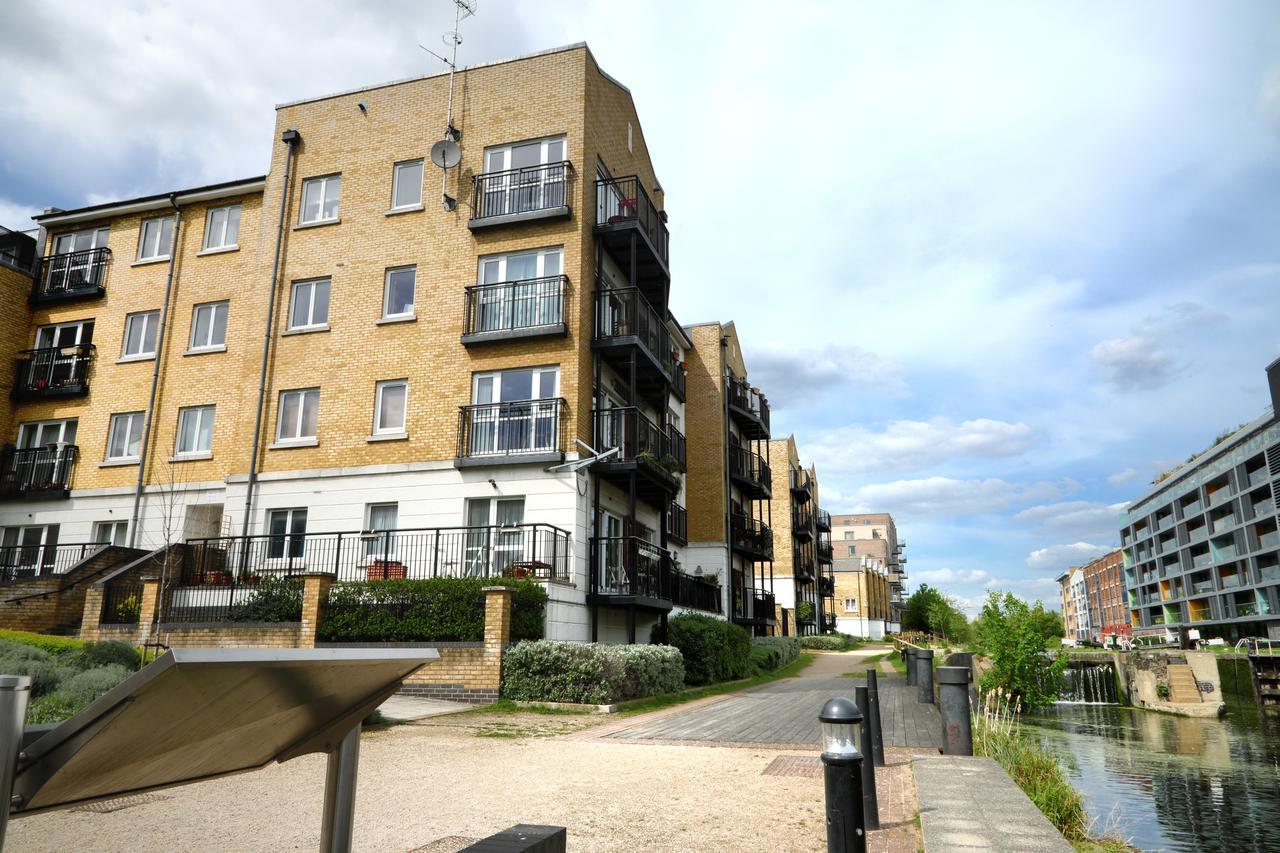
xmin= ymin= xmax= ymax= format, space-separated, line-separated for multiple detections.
xmin=750 ymin=636 xmax=800 ymax=673
xmin=0 ymin=630 xmax=85 ymax=658
xmin=317 ymin=577 xmax=547 ymax=643
xmin=502 ymin=641 xmax=685 ymax=704
xmin=654 ymin=613 xmax=752 ymax=686
xmin=0 ymin=637 xmax=136 ymax=724
xmin=799 ymin=633 xmax=864 ymax=651
xmin=228 ymin=576 xmax=304 ymax=623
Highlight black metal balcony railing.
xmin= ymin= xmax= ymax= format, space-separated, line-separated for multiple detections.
xmin=667 ymin=501 xmax=688 ymax=545
xmin=33 ymin=248 xmax=110 ymax=303
xmin=0 ymin=541 xmax=107 ymax=584
xmin=591 ymin=536 xmax=719 ymax=612
xmin=595 ymin=176 xmax=669 ymax=268
xmin=794 ymin=544 xmax=817 ymax=580
xmin=815 ymin=508 xmax=832 ymax=531
xmin=729 ymin=444 xmax=771 ymax=496
xmin=167 ymin=524 xmax=574 ymax=623
xmin=456 ymin=399 xmax=566 ymax=460
xmin=791 ymin=468 xmax=813 ymax=500
xmin=792 ymin=504 xmax=815 ymax=536
xmin=13 ymin=345 xmax=95 ymax=400
xmin=592 ymin=407 xmax=685 ymax=474
xmin=730 ymin=513 xmax=774 ymax=559
xmin=0 ymin=445 xmax=77 ymax=499
xmin=819 ymin=575 xmax=835 ymax=596
xmin=471 ymin=161 xmax=572 ymax=222
xmin=733 ymin=586 xmax=777 ymax=623
xmin=727 ymin=374 xmax=770 ymax=437
xmin=462 ymin=275 xmax=568 ymax=342
xmin=100 ymin=577 xmax=144 ymax=624
xmin=817 ymin=537 xmax=833 ymax=562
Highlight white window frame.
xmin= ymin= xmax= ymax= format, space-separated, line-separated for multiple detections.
xmin=35 ymin=319 xmax=93 ymax=349
xmin=363 ymin=502 xmax=400 ymax=560
xmin=381 ymin=267 xmax=416 ymax=319
xmin=202 ymin=204 xmax=241 ymax=251
xmin=390 ymin=160 xmax=424 ymax=211
xmin=174 ymin=405 xmax=216 ymax=457
xmin=106 ymin=412 xmax=145 ymax=462
xmin=471 ymin=367 xmax=559 ymax=404
xmin=121 ymin=311 xmax=160 ymax=359
xmin=188 ymin=301 xmax=228 ymax=352
xmin=17 ymin=419 xmax=77 ymax=448
xmin=275 ymin=388 xmax=320 ymax=444
xmin=844 ymin=597 xmax=858 ymax=613
xmin=483 ymin=137 xmax=567 ymax=174
xmin=93 ymin=520 xmax=129 ymax=547
xmin=288 ymin=278 xmax=330 ymax=331
xmin=53 ymin=227 xmax=109 ymax=255
xmin=478 ymin=137 xmax=568 ymax=217
xmin=266 ymin=508 xmax=308 ymax=562
xmin=137 ymin=215 xmax=175 ymax=261
xmin=463 ymin=497 xmax=527 ymax=576
xmin=372 ymin=380 xmax=408 ymax=436
xmin=299 ymin=174 xmax=341 ymax=224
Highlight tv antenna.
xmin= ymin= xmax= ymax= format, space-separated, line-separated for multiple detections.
xmin=420 ymin=0 xmax=476 ymax=211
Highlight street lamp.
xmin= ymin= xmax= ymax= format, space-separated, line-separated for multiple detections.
xmin=819 ymin=697 xmax=866 ymax=853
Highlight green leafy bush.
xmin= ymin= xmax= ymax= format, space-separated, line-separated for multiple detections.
xmin=0 ymin=630 xmax=84 ymax=658
xmin=228 ymin=576 xmax=304 ymax=622
xmin=0 ymin=657 xmax=71 ymax=697
xmin=795 ymin=601 xmax=815 ymax=622
xmin=317 ymin=577 xmax=547 ymax=643
xmin=76 ymin=641 xmax=140 ymax=671
xmin=0 ymin=634 xmax=136 ymax=725
xmin=501 ymin=641 xmax=684 ymax=704
xmin=975 ymin=591 xmax=1066 ymax=708
xmin=799 ymin=633 xmax=864 ymax=651
xmin=656 ymin=613 xmax=752 ymax=686
xmin=0 ymin=640 xmax=54 ymax=663
xmin=751 ymin=636 xmax=800 ymax=672
xmin=25 ymin=693 xmax=82 ymax=725
xmin=57 ymin=665 xmax=132 ymax=705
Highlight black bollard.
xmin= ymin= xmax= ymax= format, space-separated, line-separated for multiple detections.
xmin=854 ymin=685 xmax=880 ymax=829
xmin=916 ymin=648 xmax=935 ymax=704
xmin=819 ymin=697 xmax=867 ymax=853
xmin=904 ymin=647 xmax=916 ymax=685
xmin=865 ymin=669 xmax=886 ymax=766
xmin=937 ymin=666 xmax=973 ymax=755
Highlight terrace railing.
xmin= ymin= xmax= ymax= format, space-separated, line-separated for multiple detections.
xmin=0 ymin=541 xmax=107 ymax=583
xmin=595 ymin=175 xmax=669 ymax=267
xmin=457 ymin=398 xmax=566 ymax=459
xmin=463 ymin=275 xmax=568 ymax=339
xmin=472 ymin=161 xmax=572 ymax=221
xmin=33 ymin=248 xmax=110 ymax=303
xmin=13 ymin=345 xmax=94 ymax=399
xmin=0 ymin=444 xmax=77 ymax=499
xmin=591 ymin=536 xmax=719 ymax=612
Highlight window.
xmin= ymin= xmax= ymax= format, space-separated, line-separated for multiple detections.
xmin=175 ymin=406 xmax=215 ymax=456
xmin=391 ymin=160 xmax=423 ymax=210
xmin=137 ymin=215 xmax=175 ymax=261
xmin=843 ymin=531 xmax=855 ymax=540
xmin=93 ymin=521 xmax=128 ymax=547
xmin=468 ymin=368 xmax=559 ymax=455
xmin=35 ymin=320 xmax=93 ymax=349
xmin=189 ymin=302 xmax=228 ymax=351
xmin=382 ymin=267 xmax=415 ymax=319
xmin=847 ymin=545 xmax=857 ymax=557
xmin=844 ymin=597 xmax=858 ymax=613
xmin=53 ymin=227 xmax=109 ymax=255
xmin=300 ymin=175 xmax=341 ymax=223
xmin=1 ymin=525 xmax=60 ymax=573
xmin=478 ymin=137 xmax=567 ymax=217
xmin=122 ymin=311 xmax=160 ymax=358
xmin=289 ymin=278 xmax=330 ymax=330
xmin=203 ymin=204 xmax=241 ymax=250
xmin=266 ymin=508 xmax=308 ymax=559
xmin=106 ymin=412 xmax=145 ymax=461
xmin=475 ymin=248 xmax=563 ymax=331
xmin=276 ymin=388 xmax=319 ymax=443
xmin=365 ymin=503 xmax=399 ymax=558
xmin=373 ymin=381 xmax=407 ymax=435
xmin=465 ymin=497 xmax=526 ymax=574
xmin=17 ymin=419 xmax=77 ymax=448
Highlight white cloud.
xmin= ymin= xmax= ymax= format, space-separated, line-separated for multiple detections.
xmin=1013 ymin=500 xmax=1128 ymax=542
xmin=848 ymin=477 xmax=1067 ymax=518
xmin=1091 ymin=335 xmax=1174 ymax=390
xmin=801 ymin=418 xmax=1035 ymax=478
xmin=0 ymin=197 xmax=39 ymax=233
xmin=749 ymin=343 xmax=906 ymax=408
xmin=1107 ymin=467 xmax=1138 ymax=486
xmin=914 ymin=568 xmax=994 ymax=585
xmin=1025 ymin=542 xmax=1113 ymax=572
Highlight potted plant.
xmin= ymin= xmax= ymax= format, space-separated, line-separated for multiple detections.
xmin=366 ymin=560 xmax=407 ymax=581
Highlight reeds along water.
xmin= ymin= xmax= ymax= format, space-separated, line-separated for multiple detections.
xmin=1058 ymin=663 xmax=1119 ymax=705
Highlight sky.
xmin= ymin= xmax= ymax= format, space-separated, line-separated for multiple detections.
xmin=4 ymin=1 xmax=1280 ymax=615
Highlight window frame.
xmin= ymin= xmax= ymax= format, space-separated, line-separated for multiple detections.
xmin=105 ymin=412 xmax=145 ymax=462
xmin=275 ymin=388 xmax=320 ymax=444
xmin=202 ymin=204 xmax=242 ymax=251
xmin=381 ymin=266 xmax=416 ymax=320
xmin=471 ymin=366 xmax=560 ymax=404
xmin=299 ymin=174 xmax=342 ymax=224
xmin=373 ymin=380 xmax=408 ymax=436
xmin=390 ymin=160 xmax=424 ymax=211
xmin=93 ymin=520 xmax=129 ymax=547
xmin=288 ymin=278 xmax=331 ymax=331
xmin=17 ymin=419 xmax=77 ymax=448
xmin=844 ymin=597 xmax=858 ymax=613
xmin=188 ymin=301 xmax=229 ymax=352
xmin=482 ymin=136 xmax=567 ymax=174
xmin=136 ymin=215 xmax=175 ymax=261
xmin=266 ymin=508 xmax=308 ymax=560
xmin=174 ymin=405 xmax=216 ymax=457
xmin=121 ymin=311 xmax=160 ymax=359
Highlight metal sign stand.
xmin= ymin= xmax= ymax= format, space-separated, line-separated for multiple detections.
xmin=0 ymin=676 xmax=30 ymax=850
xmin=320 ymin=725 xmax=362 ymax=853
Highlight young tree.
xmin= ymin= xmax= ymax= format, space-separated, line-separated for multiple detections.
xmin=976 ymin=591 xmax=1066 ymax=708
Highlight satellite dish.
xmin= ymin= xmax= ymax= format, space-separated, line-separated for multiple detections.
xmin=430 ymin=139 xmax=462 ymax=169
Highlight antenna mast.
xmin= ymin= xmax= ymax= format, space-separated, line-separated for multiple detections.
xmin=420 ymin=0 xmax=476 ymax=211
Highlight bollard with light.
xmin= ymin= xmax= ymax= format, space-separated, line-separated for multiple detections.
xmin=819 ymin=697 xmax=867 ymax=853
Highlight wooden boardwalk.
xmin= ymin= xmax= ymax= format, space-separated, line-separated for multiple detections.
xmin=605 ymin=666 xmax=941 ymax=749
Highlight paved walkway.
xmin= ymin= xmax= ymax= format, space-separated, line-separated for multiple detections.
xmin=601 ymin=650 xmax=941 ymax=749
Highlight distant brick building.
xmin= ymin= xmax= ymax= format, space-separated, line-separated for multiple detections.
xmin=1082 ymin=548 xmax=1130 ymax=641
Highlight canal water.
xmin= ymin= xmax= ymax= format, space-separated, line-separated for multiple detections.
xmin=1023 ymin=699 xmax=1280 ymax=852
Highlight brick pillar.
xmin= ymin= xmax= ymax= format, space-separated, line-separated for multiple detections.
xmin=300 ymin=573 xmax=335 ymax=649
xmin=137 ymin=576 xmax=163 ymax=646
xmin=79 ymin=584 xmax=105 ymax=642
xmin=482 ymin=586 xmax=513 ymax=697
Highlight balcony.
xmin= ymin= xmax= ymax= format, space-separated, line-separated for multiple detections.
xmin=817 ymin=536 xmax=833 ymax=563
xmin=728 ymin=443 xmax=772 ymax=500
xmin=793 ymin=545 xmax=816 ymax=582
xmin=733 ymin=587 xmax=776 ymax=626
xmin=593 ymin=287 xmax=684 ymax=406
xmin=455 ymin=399 xmax=566 ymax=467
xmin=12 ymin=345 xmax=95 ymax=401
xmin=32 ymin=248 xmax=110 ymax=305
xmin=589 ymin=536 xmax=719 ymax=613
xmin=815 ymin=508 xmax=831 ymax=532
xmin=592 ymin=407 xmax=684 ymax=504
xmin=667 ymin=501 xmax=688 ymax=546
xmin=1 ymin=541 xmax=107 ymax=584
xmin=0 ymin=444 xmax=77 ymax=500
xmin=792 ymin=503 xmax=814 ymax=540
xmin=469 ymin=161 xmax=573 ymax=230
xmin=726 ymin=374 xmax=770 ymax=440
xmin=594 ymin=176 xmax=669 ymax=298
xmin=790 ymin=468 xmax=813 ymax=502
xmin=818 ymin=574 xmax=834 ymax=596
xmin=730 ymin=513 xmax=773 ymax=560
xmin=461 ymin=276 xmax=569 ymax=345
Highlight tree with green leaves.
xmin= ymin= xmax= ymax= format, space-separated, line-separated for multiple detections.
xmin=976 ymin=591 xmax=1066 ymax=708
xmin=902 ymin=584 xmax=970 ymax=643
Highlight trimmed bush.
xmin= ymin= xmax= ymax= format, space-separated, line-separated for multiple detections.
xmin=799 ymin=633 xmax=864 ymax=651
xmin=0 ymin=640 xmax=53 ymax=663
xmin=228 ymin=576 xmax=304 ymax=623
xmin=656 ymin=613 xmax=752 ymax=686
xmin=77 ymin=641 xmax=140 ymax=671
xmin=751 ymin=636 xmax=800 ymax=672
xmin=501 ymin=641 xmax=685 ymax=704
xmin=0 ymin=630 xmax=84 ymax=658
xmin=57 ymin=665 xmax=132 ymax=705
xmin=25 ymin=693 xmax=82 ymax=725
xmin=318 ymin=577 xmax=547 ymax=643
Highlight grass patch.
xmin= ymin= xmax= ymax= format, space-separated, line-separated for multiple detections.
xmin=886 ymin=650 xmax=908 ymax=676
xmin=614 ymin=652 xmax=815 ymax=717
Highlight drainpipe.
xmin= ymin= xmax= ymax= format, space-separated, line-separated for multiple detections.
xmin=241 ymin=128 xmax=300 ymax=540
xmin=128 ymin=193 xmax=182 ymax=548
xmin=720 ymin=335 xmax=732 ymax=622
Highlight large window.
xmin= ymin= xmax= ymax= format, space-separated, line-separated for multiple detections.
xmin=276 ymin=389 xmax=320 ymax=443
xmin=0 ymin=525 xmax=60 ymax=574
xmin=175 ymin=406 xmax=215 ymax=456
xmin=300 ymin=175 xmax=341 ymax=224
xmin=93 ymin=520 xmax=129 ymax=547
xmin=122 ymin=311 xmax=160 ymax=358
xmin=17 ymin=419 xmax=77 ymax=448
xmin=364 ymin=503 xmax=399 ymax=558
xmin=266 ymin=508 xmax=308 ymax=559
xmin=373 ymin=380 xmax=407 ymax=436
xmin=203 ymin=204 xmax=241 ymax=250
xmin=391 ymin=160 xmax=423 ymax=210
xmin=137 ymin=215 xmax=175 ymax=261
xmin=53 ymin=227 xmax=109 ymax=256
xmin=289 ymin=278 xmax=330 ymax=330
xmin=474 ymin=248 xmax=563 ymax=332
xmin=382 ymin=267 xmax=415 ymax=319
xmin=106 ymin=412 xmax=145 ymax=461
xmin=189 ymin=301 xmax=228 ymax=351
xmin=468 ymin=368 xmax=559 ymax=455
xmin=464 ymin=497 xmax=526 ymax=575
xmin=477 ymin=137 xmax=567 ymax=217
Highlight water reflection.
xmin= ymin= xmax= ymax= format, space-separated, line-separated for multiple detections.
xmin=1024 ymin=704 xmax=1280 ymax=852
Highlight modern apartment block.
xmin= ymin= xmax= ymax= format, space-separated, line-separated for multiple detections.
xmin=831 ymin=513 xmax=906 ymax=620
xmin=1080 ymin=549 xmax=1128 ymax=641
xmin=1056 ymin=567 xmax=1089 ymax=641
xmin=0 ymin=43 xmax=771 ymax=644
xmin=831 ymin=555 xmax=894 ymax=639
xmin=1121 ymin=357 xmax=1280 ymax=641
xmin=766 ymin=436 xmax=832 ymax=635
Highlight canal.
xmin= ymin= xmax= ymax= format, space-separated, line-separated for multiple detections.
xmin=1023 ymin=699 xmax=1280 ymax=852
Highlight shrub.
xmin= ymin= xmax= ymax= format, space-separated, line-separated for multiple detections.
xmin=976 ymin=591 xmax=1066 ymax=708
xmin=317 ymin=577 xmax=547 ymax=643
xmin=0 ymin=640 xmax=53 ymax=663
xmin=795 ymin=601 xmax=815 ymax=623
xmin=799 ymin=633 xmax=864 ymax=651
xmin=657 ymin=613 xmax=751 ymax=686
xmin=77 ymin=641 xmax=140 ymax=671
xmin=25 ymin=693 xmax=82 ymax=725
xmin=501 ymin=641 xmax=684 ymax=704
xmin=0 ymin=630 xmax=84 ymax=658
xmin=750 ymin=645 xmax=781 ymax=673
xmin=752 ymin=636 xmax=800 ymax=671
xmin=57 ymin=665 xmax=132 ymax=706
xmin=0 ymin=657 xmax=72 ymax=698
xmin=228 ymin=576 xmax=304 ymax=623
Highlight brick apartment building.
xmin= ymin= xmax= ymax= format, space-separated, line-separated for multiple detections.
xmin=766 ymin=436 xmax=834 ymax=636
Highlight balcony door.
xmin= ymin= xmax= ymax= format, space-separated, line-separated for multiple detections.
xmin=481 ymin=137 xmax=566 ymax=216
xmin=13 ymin=420 xmax=77 ymax=491
xmin=50 ymin=227 xmax=109 ymax=290
xmin=464 ymin=497 xmax=525 ymax=577
xmin=0 ymin=524 xmax=58 ymax=575
xmin=596 ymin=512 xmax=625 ymax=594
xmin=33 ymin=321 xmax=94 ymax=390
xmin=477 ymin=248 xmax=562 ymax=332
xmin=471 ymin=368 xmax=559 ymax=455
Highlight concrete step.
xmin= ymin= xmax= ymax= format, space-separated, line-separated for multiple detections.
xmin=1167 ymin=664 xmax=1201 ymax=702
